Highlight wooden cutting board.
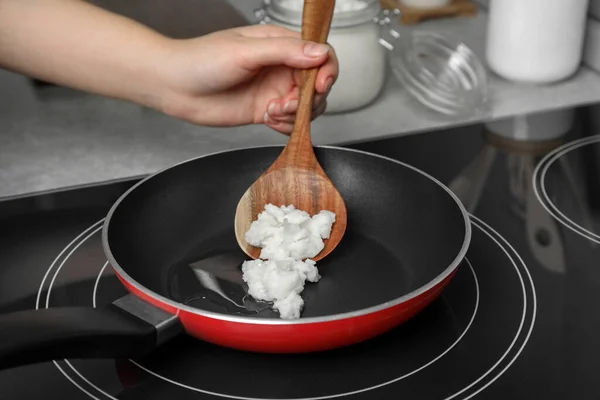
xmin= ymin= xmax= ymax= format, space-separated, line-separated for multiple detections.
xmin=379 ymin=0 xmax=478 ymax=25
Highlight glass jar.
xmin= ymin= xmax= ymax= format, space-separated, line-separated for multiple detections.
xmin=255 ymin=0 xmax=388 ymax=114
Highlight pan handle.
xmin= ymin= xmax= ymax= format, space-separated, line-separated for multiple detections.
xmin=0 ymin=294 xmax=183 ymax=370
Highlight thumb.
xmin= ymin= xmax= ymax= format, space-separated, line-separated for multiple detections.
xmin=238 ymin=37 xmax=330 ymax=70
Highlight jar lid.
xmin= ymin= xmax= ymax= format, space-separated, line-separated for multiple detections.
xmin=382 ymin=29 xmax=489 ymax=117
xmin=261 ymin=0 xmax=381 ymax=28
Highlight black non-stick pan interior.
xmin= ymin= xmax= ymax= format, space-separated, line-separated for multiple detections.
xmin=105 ymin=147 xmax=467 ymax=319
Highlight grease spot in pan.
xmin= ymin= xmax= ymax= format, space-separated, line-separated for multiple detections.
xmin=167 ymin=251 xmax=277 ymax=318
xmin=165 ymin=227 xmax=415 ymax=319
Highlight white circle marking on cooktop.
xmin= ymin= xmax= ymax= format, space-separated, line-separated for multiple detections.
xmin=44 ymin=223 xmax=102 ymax=309
xmin=53 ymin=363 xmax=103 ymax=400
xmin=35 ymin=219 xmax=107 ymax=400
xmin=44 ymin=222 xmax=480 ymax=400
xmin=454 ymin=216 xmax=537 ymax=400
xmin=44 ymin=225 xmax=116 ymax=400
xmin=35 ymin=220 xmax=103 ymax=309
xmin=122 ymin=216 xmax=533 ymax=400
xmin=92 ymin=261 xmax=110 ymax=308
xmin=41 ymin=215 xmax=536 ymax=400
xmin=533 ymin=135 xmax=600 ymax=244
xmin=122 ymin=256 xmax=479 ymax=400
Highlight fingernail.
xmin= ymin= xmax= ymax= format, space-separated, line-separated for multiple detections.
xmin=264 ymin=112 xmax=269 ymax=123
xmin=304 ymin=42 xmax=330 ymax=57
xmin=283 ymin=99 xmax=298 ymax=114
xmin=325 ymin=77 xmax=334 ymax=93
xmin=268 ymin=102 xmax=282 ymax=116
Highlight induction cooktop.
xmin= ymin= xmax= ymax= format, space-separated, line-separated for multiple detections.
xmin=1 ymin=106 xmax=599 ymax=399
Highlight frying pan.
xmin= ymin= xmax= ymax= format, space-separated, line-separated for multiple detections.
xmin=0 ymin=146 xmax=470 ymax=369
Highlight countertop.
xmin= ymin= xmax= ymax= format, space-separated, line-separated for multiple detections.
xmin=2 ymin=0 xmax=600 ymax=200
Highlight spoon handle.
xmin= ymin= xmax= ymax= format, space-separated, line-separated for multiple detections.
xmin=287 ymin=0 xmax=335 ymax=154
xmin=302 ymin=0 xmax=335 ymax=45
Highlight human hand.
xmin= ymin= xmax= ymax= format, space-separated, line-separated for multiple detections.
xmin=0 ymin=1 xmax=336 ymax=135
xmin=158 ymin=25 xmax=338 ymax=134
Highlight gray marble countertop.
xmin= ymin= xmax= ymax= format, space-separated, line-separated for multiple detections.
xmin=2 ymin=0 xmax=600 ymax=200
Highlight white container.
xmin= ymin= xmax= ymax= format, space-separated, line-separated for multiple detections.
xmin=400 ymin=0 xmax=450 ymax=9
xmin=486 ymin=0 xmax=589 ymax=83
xmin=256 ymin=0 xmax=387 ymax=113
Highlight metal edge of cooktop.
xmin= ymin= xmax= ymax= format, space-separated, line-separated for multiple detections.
xmin=0 ymin=175 xmax=146 ymax=204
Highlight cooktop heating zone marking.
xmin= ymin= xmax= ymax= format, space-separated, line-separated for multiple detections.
xmin=119 ymin=255 xmax=478 ymax=400
xmin=36 ymin=214 xmax=535 ymax=400
xmin=34 ymin=219 xmax=106 ymax=400
xmin=533 ymin=134 xmax=600 ymax=244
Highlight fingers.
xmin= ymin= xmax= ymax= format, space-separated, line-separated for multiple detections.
xmin=263 ymin=60 xmax=333 ymax=136
xmin=291 ymin=45 xmax=338 ymax=93
xmin=275 ymin=73 xmax=332 ymax=116
xmin=239 ymin=36 xmax=332 ymax=71
xmin=233 ymin=24 xmax=301 ymax=39
xmin=312 ymin=100 xmax=327 ymax=120
xmin=316 ymin=45 xmax=338 ymax=94
xmin=263 ymin=91 xmax=328 ymax=135
xmin=231 ymin=25 xmax=338 ymax=88
xmin=267 ymin=100 xmax=298 ymax=123
xmin=234 ymin=25 xmax=338 ymax=135
xmin=264 ymin=102 xmax=326 ymax=135
xmin=263 ymin=112 xmax=294 ymax=135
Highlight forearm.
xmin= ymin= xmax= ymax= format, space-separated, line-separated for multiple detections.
xmin=0 ymin=0 xmax=171 ymax=110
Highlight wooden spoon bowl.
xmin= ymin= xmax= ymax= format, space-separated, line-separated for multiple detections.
xmin=234 ymin=0 xmax=347 ymax=262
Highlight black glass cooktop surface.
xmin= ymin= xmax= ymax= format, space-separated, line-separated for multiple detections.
xmin=1 ymin=106 xmax=599 ymax=399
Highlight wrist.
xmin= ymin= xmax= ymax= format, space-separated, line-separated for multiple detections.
xmin=145 ymin=38 xmax=208 ymax=124
xmin=125 ymin=36 xmax=180 ymax=114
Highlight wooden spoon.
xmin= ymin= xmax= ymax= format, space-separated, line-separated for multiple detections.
xmin=234 ymin=0 xmax=347 ymax=262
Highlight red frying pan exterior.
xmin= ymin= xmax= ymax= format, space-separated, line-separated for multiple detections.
xmin=115 ymin=268 xmax=458 ymax=353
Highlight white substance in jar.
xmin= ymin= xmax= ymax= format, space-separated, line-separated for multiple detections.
xmin=241 ymin=204 xmax=336 ymax=319
xmin=323 ymin=22 xmax=386 ymax=113
xmin=278 ymin=0 xmax=369 ymax=12
xmin=264 ymin=0 xmax=386 ymax=113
